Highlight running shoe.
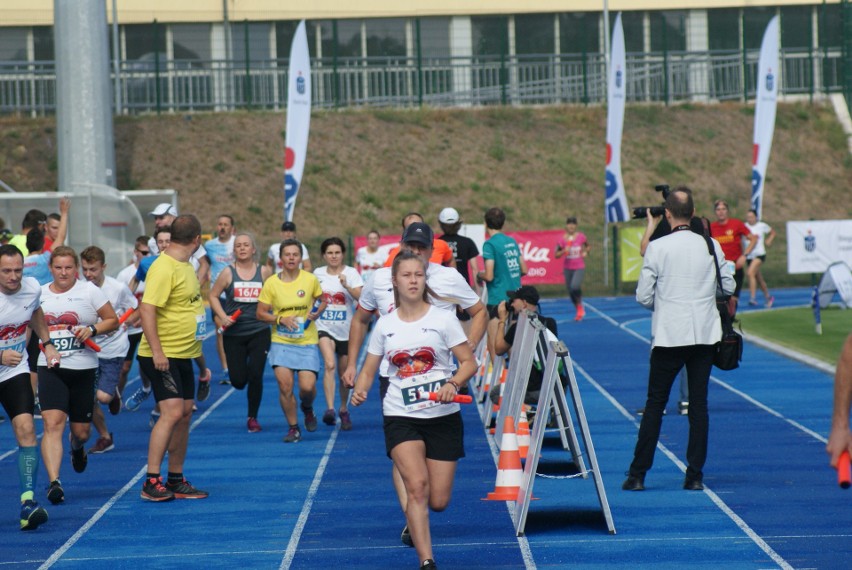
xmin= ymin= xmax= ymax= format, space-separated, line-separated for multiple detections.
xmin=748 ymin=299 xmax=759 ymax=306
xmin=197 ymin=368 xmax=211 ymax=402
xmin=140 ymin=476 xmax=174 ymax=502
xmin=70 ymin=435 xmax=88 ymax=473
xmin=322 ymin=408 xmax=336 ymax=426
xmin=401 ymin=524 xmax=414 ymax=547
xmin=247 ymin=417 xmax=262 ymax=433
xmin=678 ymin=401 xmax=689 ymax=416
xmin=108 ymin=391 xmax=122 ymax=415
xmin=303 ymin=408 xmax=318 ymax=432
xmin=766 ymin=296 xmax=775 ymax=308
xmin=89 ymin=433 xmax=114 ymax=454
xmin=339 ymin=410 xmax=353 ymax=431
xmin=125 ymin=386 xmax=151 ymax=412
xmin=149 ymin=410 xmax=160 ymax=429
xmin=219 ymin=369 xmax=231 ymax=385
xmin=166 ymin=478 xmax=209 ymax=499
xmin=420 ymin=560 xmax=437 ymax=570
xmin=283 ymin=426 xmax=301 ymax=443
xmin=20 ymin=500 xmax=48 ymax=531
xmin=574 ymin=305 xmax=586 ymax=322
xmin=46 ymin=480 xmax=64 ymax=505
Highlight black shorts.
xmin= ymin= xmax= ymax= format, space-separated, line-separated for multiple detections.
xmin=456 ymin=306 xmax=471 ymax=322
xmin=487 ymin=304 xmax=500 ymax=319
xmin=383 ymin=412 xmax=465 ymax=461
xmin=748 ymin=255 xmax=767 ymax=265
xmin=318 ymin=331 xmax=349 ymax=357
xmin=125 ymin=332 xmax=143 ymax=362
xmin=137 ymin=356 xmax=195 ymax=402
xmin=37 ymin=366 xmax=96 ymax=423
xmin=0 ymin=373 xmax=36 ymax=420
xmin=27 ymin=333 xmax=40 ymax=373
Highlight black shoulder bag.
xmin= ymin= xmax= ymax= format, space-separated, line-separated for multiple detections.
xmin=704 ymin=236 xmax=743 ymax=370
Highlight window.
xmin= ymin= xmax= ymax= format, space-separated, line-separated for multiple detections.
xmin=743 ymin=7 xmax=775 ymax=50
xmin=125 ymin=23 xmax=167 ymax=61
xmin=609 ymin=11 xmax=644 ymax=53
xmin=559 ymin=12 xmax=601 ymax=55
xmin=231 ymin=22 xmax=271 ymax=63
xmin=366 ymin=18 xmax=406 ymax=58
xmin=708 ymin=8 xmax=740 ymax=51
xmin=515 ymin=13 xmax=555 ymax=55
xmin=781 ymin=6 xmax=811 ymax=49
xmin=471 ymin=16 xmax=508 ymax=56
xmin=33 ymin=27 xmax=53 ymax=61
xmin=650 ymin=11 xmax=687 ymax=52
xmin=172 ymin=24 xmax=211 ymax=62
xmin=0 ymin=27 xmax=28 ymax=60
xmin=418 ymin=17 xmax=450 ymax=59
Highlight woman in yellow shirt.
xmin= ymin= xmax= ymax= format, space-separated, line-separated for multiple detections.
xmin=257 ymin=239 xmax=326 ymax=443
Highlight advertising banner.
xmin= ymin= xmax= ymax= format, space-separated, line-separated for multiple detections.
xmin=283 ymin=20 xmax=311 ymax=222
xmin=619 ymin=226 xmax=646 ymax=283
xmin=604 ymin=13 xmax=630 ymax=223
xmin=751 ymin=16 xmax=779 ymax=218
xmin=787 ymin=220 xmax=852 ymax=274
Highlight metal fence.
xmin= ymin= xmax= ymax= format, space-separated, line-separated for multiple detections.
xmin=0 ymin=48 xmax=847 ymax=116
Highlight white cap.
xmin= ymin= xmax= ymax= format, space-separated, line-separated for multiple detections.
xmin=438 ymin=207 xmax=460 ymax=224
xmin=149 ymin=203 xmax=178 ymax=217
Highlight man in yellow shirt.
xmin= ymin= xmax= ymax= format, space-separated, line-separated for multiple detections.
xmin=137 ymin=215 xmax=208 ymax=502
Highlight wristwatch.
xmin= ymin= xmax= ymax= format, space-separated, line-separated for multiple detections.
xmin=89 ymin=324 xmax=98 ymax=336
xmin=42 ymin=338 xmax=55 ymax=347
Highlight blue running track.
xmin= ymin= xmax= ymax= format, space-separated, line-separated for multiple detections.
xmin=0 ymin=287 xmax=847 ymax=569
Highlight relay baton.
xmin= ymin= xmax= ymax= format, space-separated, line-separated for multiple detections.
xmin=118 ymin=309 xmax=134 ymax=324
xmin=217 ymin=309 xmax=242 ymax=335
xmin=839 ymin=451 xmax=851 ymax=489
xmin=418 ymin=391 xmax=473 ymax=404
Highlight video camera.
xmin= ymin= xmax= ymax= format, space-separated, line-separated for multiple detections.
xmin=632 ymin=184 xmax=671 ymax=219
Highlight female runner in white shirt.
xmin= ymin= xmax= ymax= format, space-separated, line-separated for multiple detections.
xmin=351 ymin=251 xmax=476 ymax=570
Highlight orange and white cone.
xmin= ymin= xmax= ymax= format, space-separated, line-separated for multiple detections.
xmin=517 ymin=408 xmax=530 ymax=460
xmin=484 ymin=417 xmax=523 ymax=501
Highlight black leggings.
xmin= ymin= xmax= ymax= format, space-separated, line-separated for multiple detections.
xmin=224 ymin=329 xmax=271 ymax=418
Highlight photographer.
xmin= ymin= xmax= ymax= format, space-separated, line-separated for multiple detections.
xmin=622 ymin=187 xmax=734 ymax=493
xmin=488 ymin=286 xmax=558 ymax=407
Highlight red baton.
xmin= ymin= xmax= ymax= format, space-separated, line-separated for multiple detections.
xmin=839 ymin=451 xmax=851 ymax=489
xmin=418 ymin=391 xmax=472 ymax=404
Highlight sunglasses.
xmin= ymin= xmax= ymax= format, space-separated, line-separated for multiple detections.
xmin=136 ymin=249 xmax=151 ymax=255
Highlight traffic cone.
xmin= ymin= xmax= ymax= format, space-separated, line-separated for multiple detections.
xmin=484 ymin=417 xmax=523 ymax=501
xmin=517 ymin=408 xmax=530 ymax=460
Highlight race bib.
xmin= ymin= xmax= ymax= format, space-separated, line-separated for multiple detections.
xmin=321 ymin=306 xmax=347 ymax=322
xmin=233 ymin=281 xmax=261 ymax=303
xmin=195 ymin=314 xmax=207 ymax=340
xmin=0 ymin=337 xmax=26 ymax=355
xmin=399 ymin=371 xmax=448 ymax=412
xmin=50 ymin=328 xmax=83 ymax=356
xmin=276 ymin=316 xmax=306 ymax=339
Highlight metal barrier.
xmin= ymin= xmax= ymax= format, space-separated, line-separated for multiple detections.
xmin=0 ymin=48 xmax=845 ymax=116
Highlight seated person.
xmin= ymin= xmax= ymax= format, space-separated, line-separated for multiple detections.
xmin=489 ymin=285 xmax=558 ymax=406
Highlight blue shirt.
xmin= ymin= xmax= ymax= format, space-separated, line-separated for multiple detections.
xmin=205 ymin=236 xmax=235 ymax=284
xmin=23 ymin=252 xmax=51 ymax=285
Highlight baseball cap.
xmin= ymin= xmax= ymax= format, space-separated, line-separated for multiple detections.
xmin=281 ymin=221 xmax=297 ymax=232
xmin=507 ymin=285 xmax=540 ymax=305
xmin=401 ymin=222 xmax=433 ymax=247
xmin=149 ymin=203 xmax=178 ymax=217
xmin=438 ymin=207 xmax=460 ymax=224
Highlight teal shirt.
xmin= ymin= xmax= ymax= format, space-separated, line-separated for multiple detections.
xmin=482 ymin=232 xmax=522 ymax=305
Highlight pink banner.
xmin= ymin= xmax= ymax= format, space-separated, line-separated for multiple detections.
xmin=354 ymin=230 xmax=565 ymax=286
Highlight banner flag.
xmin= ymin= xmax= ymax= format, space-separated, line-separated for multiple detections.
xmin=751 ymin=15 xmax=779 ymax=219
xmin=284 ymin=20 xmax=311 ymax=222
xmin=605 ymin=13 xmax=630 ymax=223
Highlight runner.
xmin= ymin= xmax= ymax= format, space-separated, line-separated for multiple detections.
xmin=205 ymin=214 xmax=236 ymax=385
xmin=137 ymin=214 xmax=209 ymax=502
xmin=208 ymin=232 xmax=272 ymax=433
xmin=256 ymin=239 xmax=326 ymax=443
xmin=744 ymin=209 xmax=776 ymax=307
xmin=0 ymin=244 xmax=60 ymax=530
xmin=80 ymin=246 xmax=138 ymax=454
xmin=355 ymin=229 xmax=386 ymax=285
xmin=554 ymin=216 xmax=590 ymax=321
xmin=383 ymin=213 xmax=455 ymax=268
xmin=147 ymin=203 xmax=210 ymax=285
xmin=267 ymin=221 xmax=312 ymax=273
xmin=351 ymin=251 xmax=477 ymax=570
xmin=116 ymin=236 xmax=151 ymax=413
xmin=38 ymin=246 xmax=119 ymax=505
xmin=314 ymin=237 xmax=363 ymax=430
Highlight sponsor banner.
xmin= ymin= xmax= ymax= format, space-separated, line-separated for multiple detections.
xmin=751 ymin=16 xmax=779 ymax=219
xmin=619 ymin=226 xmax=646 ymax=283
xmin=604 ymin=13 xmax=630 ymax=223
xmin=355 ymin=229 xmax=566 ymax=285
xmin=818 ymin=262 xmax=852 ymax=308
xmin=284 ymin=20 xmax=311 ymax=222
xmin=787 ymin=220 xmax=852 ymax=274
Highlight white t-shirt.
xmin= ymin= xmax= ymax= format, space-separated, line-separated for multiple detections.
xmin=38 ymin=280 xmax=109 ymax=370
xmin=315 ymin=265 xmax=364 ymax=341
xmin=368 ymin=305 xmax=467 ymax=419
xmin=116 ymin=262 xmax=145 ymax=335
xmin=358 ymin=262 xmax=479 ymax=375
xmin=0 ymin=277 xmax=41 ymax=384
xmin=746 ymin=221 xmax=772 ymax=259
xmin=268 ymin=242 xmax=310 ymax=271
xmin=355 ymin=246 xmax=388 ymax=285
xmin=94 ymin=276 xmax=138 ymax=360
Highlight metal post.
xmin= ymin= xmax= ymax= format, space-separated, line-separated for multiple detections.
xmin=582 ymin=26 xmax=589 ymax=105
xmin=416 ymin=18 xmax=424 ymax=107
xmin=612 ymin=224 xmax=620 ymax=293
xmin=244 ymin=19 xmax=252 ymax=108
xmin=500 ymin=18 xmax=508 ymax=106
xmin=332 ymin=20 xmax=340 ymax=108
xmin=223 ymin=0 xmax=233 ymax=110
xmin=603 ymin=1 xmax=610 ymax=102
xmin=663 ymin=17 xmax=670 ymax=105
xmin=742 ymin=10 xmax=748 ymax=102
xmin=154 ymin=20 xmax=161 ymax=115
xmin=808 ymin=9 xmax=815 ymax=103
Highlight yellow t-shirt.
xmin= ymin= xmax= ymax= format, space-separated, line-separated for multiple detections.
xmin=138 ymin=253 xmax=204 ymax=359
xmin=258 ymin=270 xmax=323 ymax=346
xmin=8 ymin=234 xmax=29 ymax=257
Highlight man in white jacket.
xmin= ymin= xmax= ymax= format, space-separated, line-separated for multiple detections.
xmin=623 ymin=187 xmax=734 ymax=492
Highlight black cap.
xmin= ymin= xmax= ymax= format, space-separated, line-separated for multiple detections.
xmin=281 ymin=221 xmax=297 ymax=232
xmin=401 ymin=222 xmax=433 ymax=247
xmin=507 ymin=285 xmax=540 ymax=305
